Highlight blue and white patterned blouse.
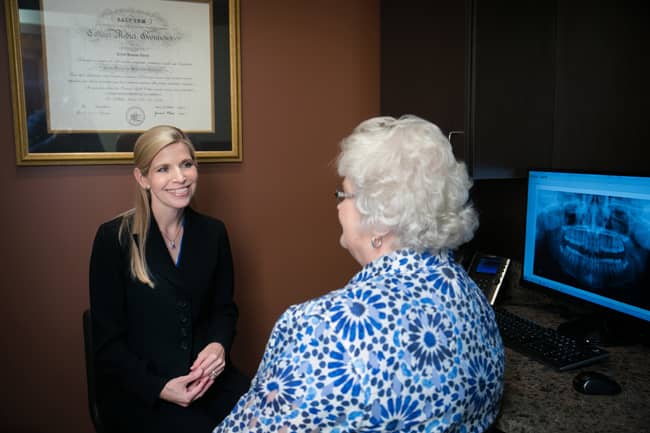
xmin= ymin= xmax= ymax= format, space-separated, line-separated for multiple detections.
xmin=215 ymin=249 xmax=504 ymax=433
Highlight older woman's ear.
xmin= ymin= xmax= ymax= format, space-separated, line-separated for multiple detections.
xmin=370 ymin=230 xmax=397 ymax=251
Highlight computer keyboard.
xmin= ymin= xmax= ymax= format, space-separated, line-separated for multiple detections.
xmin=494 ymin=307 xmax=609 ymax=371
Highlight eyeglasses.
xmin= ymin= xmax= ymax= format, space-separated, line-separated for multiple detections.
xmin=334 ymin=188 xmax=355 ymax=203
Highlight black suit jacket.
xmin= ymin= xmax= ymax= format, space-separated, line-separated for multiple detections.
xmin=89 ymin=207 xmax=238 ymax=409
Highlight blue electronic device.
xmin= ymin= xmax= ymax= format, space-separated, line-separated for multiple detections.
xmin=522 ymin=170 xmax=650 ymax=332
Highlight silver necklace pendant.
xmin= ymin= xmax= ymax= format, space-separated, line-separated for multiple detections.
xmin=164 ymin=220 xmax=183 ymax=250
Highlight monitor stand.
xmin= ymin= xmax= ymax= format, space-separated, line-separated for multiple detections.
xmin=557 ymin=312 xmax=645 ymax=347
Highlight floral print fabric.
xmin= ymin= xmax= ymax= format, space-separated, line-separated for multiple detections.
xmin=214 ymin=249 xmax=504 ymax=433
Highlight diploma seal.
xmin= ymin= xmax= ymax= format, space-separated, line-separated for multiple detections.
xmin=126 ymin=106 xmax=145 ymax=126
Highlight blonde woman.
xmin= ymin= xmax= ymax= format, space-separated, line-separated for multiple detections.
xmin=89 ymin=125 xmax=248 ymax=433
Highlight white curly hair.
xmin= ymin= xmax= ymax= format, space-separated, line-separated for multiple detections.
xmin=336 ymin=115 xmax=478 ymax=253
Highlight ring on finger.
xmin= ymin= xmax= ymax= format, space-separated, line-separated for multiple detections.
xmin=209 ymin=369 xmax=218 ymax=379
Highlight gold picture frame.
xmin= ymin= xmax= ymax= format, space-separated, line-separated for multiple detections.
xmin=5 ymin=0 xmax=241 ymax=165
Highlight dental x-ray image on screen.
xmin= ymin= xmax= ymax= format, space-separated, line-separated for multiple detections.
xmin=523 ymin=171 xmax=650 ymax=323
xmin=534 ymin=191 xmax=649 ymax=293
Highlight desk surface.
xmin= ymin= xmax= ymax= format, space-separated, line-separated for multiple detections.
xmin=495 ymin=284 xmax=650 ymax=433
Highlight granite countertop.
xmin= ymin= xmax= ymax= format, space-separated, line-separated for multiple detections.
xmin=494 ymin=277 xmax=650 ymax=433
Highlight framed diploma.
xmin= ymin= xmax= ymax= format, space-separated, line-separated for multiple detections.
xmin=5 ymin=0 xmax=241 ymax=165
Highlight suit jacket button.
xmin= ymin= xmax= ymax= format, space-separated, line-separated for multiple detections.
xmin=180 ymin=340 xmax=189 ymax=351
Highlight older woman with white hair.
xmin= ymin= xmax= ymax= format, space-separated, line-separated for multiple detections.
xmin=215 ymin=115 xmax=504 ymax=433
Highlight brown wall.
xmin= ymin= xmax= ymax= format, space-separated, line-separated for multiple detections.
xmin=0 ymin=1 xmax=379 ymax=432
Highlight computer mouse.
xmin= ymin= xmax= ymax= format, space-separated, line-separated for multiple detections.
xmin=573 ymin=371 xmax=621 ymax=395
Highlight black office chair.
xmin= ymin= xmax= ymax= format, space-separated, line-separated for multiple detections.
xmin=83 ymin=309 xmax=108 ymax=433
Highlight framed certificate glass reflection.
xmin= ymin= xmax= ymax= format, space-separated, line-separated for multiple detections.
xmin=5 ymin=0 xmax=241 ymax=165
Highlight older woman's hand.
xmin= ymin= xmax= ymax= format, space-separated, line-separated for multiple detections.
xmin=191 ymin=342 xmax=226 ymax=382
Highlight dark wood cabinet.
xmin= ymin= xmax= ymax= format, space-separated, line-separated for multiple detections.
xmin=467 ymin=1 xmax=557 ymax=178
xmin=469 ymin=0 xmax=649 ymax=179
xmin=380 ymin=1 xmax=467 ymax=160
xmin=551 ymin=2 xmax=649 ymax=175
xmin=382 ymin=1 xmax=650 ymax=179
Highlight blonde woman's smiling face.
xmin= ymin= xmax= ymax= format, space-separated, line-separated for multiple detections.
xmin=137 ymin=141 xmax=198 ymax=212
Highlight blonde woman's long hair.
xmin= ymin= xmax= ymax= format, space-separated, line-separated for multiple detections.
xmin=118 ymin=125 xmax=197 ymax=287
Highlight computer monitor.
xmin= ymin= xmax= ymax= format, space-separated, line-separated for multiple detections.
xmin=522 ymin=170 xmax=650 ymax=343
